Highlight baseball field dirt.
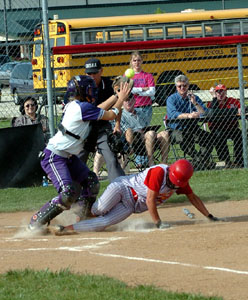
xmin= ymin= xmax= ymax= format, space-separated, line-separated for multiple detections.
xmin=0 ymin=199 xmax=247 ymax=300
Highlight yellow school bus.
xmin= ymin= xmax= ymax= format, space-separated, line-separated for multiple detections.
xmin=32 ymin=8 xmax=248 ymax=104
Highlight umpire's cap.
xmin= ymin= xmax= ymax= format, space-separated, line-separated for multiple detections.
xmin=169 ymin=159 xmax=194 ymax=187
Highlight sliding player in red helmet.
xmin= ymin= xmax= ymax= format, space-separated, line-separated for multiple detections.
xmin=29 ymin=75 xmax=131 ymax=230
xmin=54 ymin=159 xmax=219 ymax=234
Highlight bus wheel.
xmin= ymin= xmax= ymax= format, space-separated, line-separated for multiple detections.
xmin=13 ymin=90 xmax=21 ymax=105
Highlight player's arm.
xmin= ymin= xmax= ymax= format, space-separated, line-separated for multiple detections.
xmin=97 ymin=95 xmax=118 ymax=110
xmin=186 ymin=192 xmax=219 ymax=220
xmin=100 ymin=82 xmax=131 ymax=120
xmin=113 ymin=109 xmax=122 ymax=134
xmin=146 ymin=188 xmax=160 ymax=225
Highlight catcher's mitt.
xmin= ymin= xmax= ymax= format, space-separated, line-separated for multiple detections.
xmin=112 ymin=76 xmax=134 ymax=92
xmin=106 ymin=129 xmax=126 ymax=157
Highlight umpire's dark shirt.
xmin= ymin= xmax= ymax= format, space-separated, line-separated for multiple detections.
xmin=96 ymin=76 xmax=114 ymax=129
xmin=84 ymin=76 xmax=114 ymax=152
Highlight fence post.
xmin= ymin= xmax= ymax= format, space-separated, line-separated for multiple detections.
xmin=3 ymin=0 xmax=9 ymax=56
xmin=41 ymin=0 xmax=55 ymax=137
xmin=237 ymin=43 xmax=248 ymax=168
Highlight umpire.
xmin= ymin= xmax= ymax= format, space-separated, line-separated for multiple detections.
xmin=79 ymin=58 xmax=125 ymax=182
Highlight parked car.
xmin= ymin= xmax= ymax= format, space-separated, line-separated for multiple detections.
xmin=0 ymin=55 xmax=11 ymax=66
xmin=9 ymin=62 xmax=36 ymax=105
xmin=0 ymin=62 xmax=19 ymax=87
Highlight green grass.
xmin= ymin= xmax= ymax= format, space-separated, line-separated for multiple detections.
xmin=0 ymin=118 xmax=11 ymax=129
xmin=0 ymin=107 xmax=242 ymax=300
xmin=0 ymin=269 xmax=222 ymax=300
xmin=0 ymin=168 xmax=247 ymax=213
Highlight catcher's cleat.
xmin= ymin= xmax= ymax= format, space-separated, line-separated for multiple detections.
xmin=26 ymin=223 xmax=49 ymax=235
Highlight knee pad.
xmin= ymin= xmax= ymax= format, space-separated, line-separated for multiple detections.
xmin=61 ymin=184 xmax=77 ymax=208
xmin=78 ymin=171 xmax=100 ymax=219
xmin=81 ymin=171 xmax=100 ymax=199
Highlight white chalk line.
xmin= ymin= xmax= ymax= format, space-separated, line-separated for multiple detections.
xmin=91 ymin=252 xmax=248 ymax=276
xmin=1 ymin=236 xmax=247 ymax=276
xmin=1 ymin=232 xmax=248 ymax=276
xmin=0 ymin=236 xmax=126 ymax=252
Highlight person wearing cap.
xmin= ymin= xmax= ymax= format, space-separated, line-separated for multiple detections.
xmin=166 ymin=75 xmax=215 ymax=170
xmin=79 ymin=58 xmax=126 ymax=182
xmin=53 ymin=159 xmax=219 ymax=234
xmin=207 ymin=84 xmax=243 ymax=168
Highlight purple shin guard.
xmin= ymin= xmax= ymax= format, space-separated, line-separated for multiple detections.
xmin=29 ymin=195 xmax=66 ymax=228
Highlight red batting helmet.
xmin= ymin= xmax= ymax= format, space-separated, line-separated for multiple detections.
xmin=169 ymin=159 xmax=194 ymax=187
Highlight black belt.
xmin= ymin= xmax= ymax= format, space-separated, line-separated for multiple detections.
xmin=58 ymin=123 xmax=80 ymax=140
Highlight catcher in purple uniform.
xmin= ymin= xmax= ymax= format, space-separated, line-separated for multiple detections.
xmin=29 ymin=75 xmax=131 ymax=230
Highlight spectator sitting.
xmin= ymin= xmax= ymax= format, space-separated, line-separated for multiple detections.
xmin=207 ymin=84 xmax=243 ymax=168
xmin=12 ymin=96 xmax=50 ymax=144
xmin=119 ymin=92 xmax=170 ymax=168
xmin=166 ymin=75 xmax=215 ymax=170
xmin=93 ymin=85 xmax=170 ymax=174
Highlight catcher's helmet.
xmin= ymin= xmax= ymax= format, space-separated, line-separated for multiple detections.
xmin=67 ymin=75 xmax=98 ymax=103
xmin=169 ymin=159 xmax=193 ymax=187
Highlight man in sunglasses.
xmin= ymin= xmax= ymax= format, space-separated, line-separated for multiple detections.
xmin=53 ymin=159 xmax=219 ymax=234
xmin=79 ymin=58 xmax=125 ymax=182
xmin=207 ymin=84 xmax=243 ymax=168
xmin=166 ymin=75 xmax=215 ymax=170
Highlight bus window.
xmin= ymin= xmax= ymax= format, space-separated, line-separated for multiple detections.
xmin=96 ymin=31 xmax=104 ymax=42
xmin=71 ymin=32 xmax=83 ymax=44
xmin=56 ymin=37 xmax=65 ymax=46
xmin=146 ymin=27 xmax=163 ymax=40
xmin=85 ymin=31 xmax=98 ymax=44
xmin=126 ymin=28 xmax=144 ymax=41
xmin=166 ymin=26 xmax=183 ymax=39
xmin=205 ymin=23 xmax=222 ymax=37
xmin=224 ymin=22 xmax=240 ymax=36
xmin=243 ymin=22 xmax=248 ymax=34
xmin=34 ymin=42 xmax=41 ymax=57
xmin=185 ymin=25 xmax=203 ymax=38
xmin=106 ymin=30 xmax=124 ymax=42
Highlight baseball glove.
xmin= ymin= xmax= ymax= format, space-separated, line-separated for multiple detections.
xmin=106 ymin=129 xmax=126 ymax=156
xmin=112 ymin=76 xmax=134 ymax=92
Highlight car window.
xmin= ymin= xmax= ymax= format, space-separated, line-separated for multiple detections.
xmin=12 ymin=65 xmax=22 ymax=79
xmin=28 ymin=66 xmax=33 ymax=80
xmin=12 ymin=64 xmax=28 ymax=79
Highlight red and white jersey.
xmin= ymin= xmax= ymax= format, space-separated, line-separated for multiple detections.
xmin=115 ymin=164 xmax=192 ymax=213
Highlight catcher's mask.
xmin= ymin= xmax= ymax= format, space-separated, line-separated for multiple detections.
xmin=168 ymin=159 xmax=194 ymax=188
xmin=67 ymin=75 xmax=98 ymax=103
xmin=112 ymin=76 xmax=134 ymax=97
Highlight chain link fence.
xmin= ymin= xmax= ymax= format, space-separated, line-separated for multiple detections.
xmin=1 ymin=1 xmax=248 ymax=178
xmin=0 ymin=0 xmax=42 ymax=119
xmin=51 ymin=40 xmax=248 ymax=175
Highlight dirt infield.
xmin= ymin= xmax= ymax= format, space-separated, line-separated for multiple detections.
xmin=0 ymin=200 xmax=248 ymax=300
